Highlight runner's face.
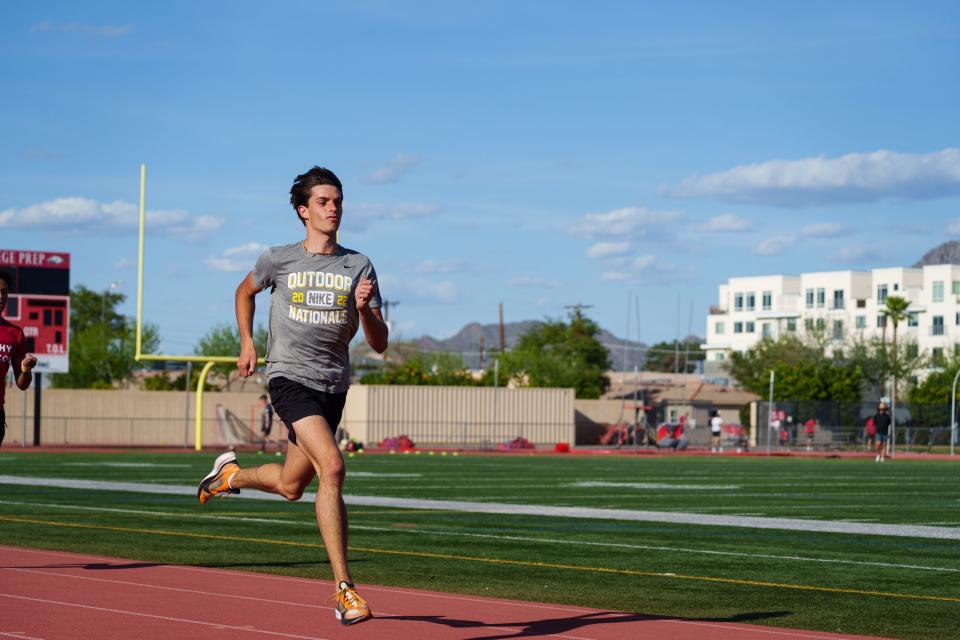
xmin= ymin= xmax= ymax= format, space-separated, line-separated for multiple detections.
xmin=298 ymin=185 xmax=342 ymax=235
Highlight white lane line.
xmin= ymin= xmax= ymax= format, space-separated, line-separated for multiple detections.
xmin=63 ymin=463 xmax=190 ymax=468
xmin=1 ymin=475 xmax=959 ymax=541
xmin=571 ymin=481 xmax=741 ymax=490
xmin=0 ymin=593 xmax=328 ymax=639
xmin=0 ymin=633 xmax=47 ymax=640
xmin=2 ymin=501 xmax=958 ymax=574
xmin=0 ymin=567 xmax=592 ymax=640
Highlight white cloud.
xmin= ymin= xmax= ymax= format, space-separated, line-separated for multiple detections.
xmin=947 ymin=219 xmax=960 ymax=235
xmin=0 ymin=197 xmax=222 ymax=241
xmin=361 ymin=153 xmax=422 ymax=185
xmin=509 ymin=276 xmax=558 ymax=288
xmin=699 ymin=213 xmax=751 ymax=233
xmin=600 ymin=255 xmax=692 ymax=285
xmin=668 ymin=148 xmax=960 ymax=206
xmin=801 ymin=222 xmax=851 ymax=238
xmin=30 ymin=21 xmax=132 ymax=37
xmin=413 ymin=259 xmax=464 ymax=274
xmin=379 ymin=275 xmax=460 ymax=303
xmin=204 ymin=242 xmax=270 ymax=272
xmin=831 ymin=245 xmax=886 ymax=264
xmin=754 ymin=235 xmax=797 ymax=256
xmin=348 ymin=201 xmax=439 ymax=225
xmin=571 ymin=207 xmax=684 ymax=240
xmin=586 ymin=241 xmax=630 ymax=258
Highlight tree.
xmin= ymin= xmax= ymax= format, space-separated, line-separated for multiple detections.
xmin=360 ymin=351 xmax=476 ymax=386
xmin=881 ymin=295 xmax=912 ymax=418
xmin=51 ymin=285 xmax=160 ymax=389
xmin=500 ymin=310 xmax=610 ymax=398
xmin=643 ymin=339 xmax=703 ymax=373
xmin=725 ymin=334 xmax=862 ymax=402
xmin=193 ymin=323 xmax=268 ymax=389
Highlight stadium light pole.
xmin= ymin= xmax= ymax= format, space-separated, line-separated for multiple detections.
xmin=766 ymin=369 xmax=774 ymax=455
xmin=951 ymin=368 xmax=960 ymax=456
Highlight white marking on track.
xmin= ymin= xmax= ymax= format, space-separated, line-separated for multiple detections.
xmin=2 ymin=500 xmax=959 ymax=573
xmin=62 ymin=463 xmax=191 ymax=468
xmin=572 ymin=481 xmax=741 ymax=490
xmin=1 ymin=475 xmax=959 ymax=539
xmin=0 ymin=593 xmax=329 ymax=639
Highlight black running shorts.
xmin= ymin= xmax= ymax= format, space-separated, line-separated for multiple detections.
xmin=0 ymin=407 xmax=5 ymax=447
xmin=267 ymin=377 xmax=346 ymax=446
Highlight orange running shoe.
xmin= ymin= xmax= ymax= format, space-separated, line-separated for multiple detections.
xmin=197 ymin=451 xmax=240 ymax=504
xmin=334 ymin=581 xmax=372 ymax=626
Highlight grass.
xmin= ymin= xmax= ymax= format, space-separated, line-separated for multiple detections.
xmin=0 ymin=450 xmax=958 ymax=639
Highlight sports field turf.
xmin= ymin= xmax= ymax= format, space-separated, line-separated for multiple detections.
xmin=1 ymin=450 xmax=957 ymax=639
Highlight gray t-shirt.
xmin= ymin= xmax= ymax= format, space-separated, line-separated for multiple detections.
xmin=252 ymin=242 xmax=381 ymax=393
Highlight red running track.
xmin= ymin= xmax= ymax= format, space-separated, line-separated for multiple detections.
xmin=0 ymin=545 xmax=889 ymax=640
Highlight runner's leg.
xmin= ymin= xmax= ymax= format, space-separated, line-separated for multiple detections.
xmin=232 ymin=441 xmax=316 ymax=501
xmin=290 ymin=414 xmax=351 ymax=585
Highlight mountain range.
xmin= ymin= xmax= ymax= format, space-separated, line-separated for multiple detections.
xmin=414 ymin=321 xmax=648 ymax=371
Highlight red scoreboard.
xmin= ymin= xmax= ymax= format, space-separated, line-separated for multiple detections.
xmin=0 ymin=248 xmax=70 ymax=373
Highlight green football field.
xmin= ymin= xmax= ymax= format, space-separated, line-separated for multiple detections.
xmin=0 ymin=450 xmax=957 ymax=640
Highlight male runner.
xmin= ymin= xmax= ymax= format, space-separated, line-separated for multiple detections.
xmin=0 ymin=269 xmax=38 ymax=446
xmin=197 ymin=167 xmax=388 ymax=626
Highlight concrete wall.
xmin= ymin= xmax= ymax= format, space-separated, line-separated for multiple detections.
xmin=4 ymin=384 xmax=575 ymax=449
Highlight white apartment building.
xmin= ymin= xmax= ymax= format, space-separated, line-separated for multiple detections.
xmin=704 ymin=264 xmax=960 ymax=367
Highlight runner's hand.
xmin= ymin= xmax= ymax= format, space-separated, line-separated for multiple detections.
xmin=21 ymin=354 xmax=37 ymax=372
xmin=356 ymin=278 xmax=376 ymax=312
xmin=237 ymin=343 xmax=258 ymax=378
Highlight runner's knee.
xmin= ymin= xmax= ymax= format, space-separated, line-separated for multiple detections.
xmin=278 ymin=482 xmax=306 ymax=501
xmin=317 ymin=457 xmax=345 ymax=488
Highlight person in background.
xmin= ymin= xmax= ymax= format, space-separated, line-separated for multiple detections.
xmin=709 ymin=410 xmax=722 ymax=453
xmin=0 ymin=269 xmax=37 ymax=447
xmin=872 ymin=402 xmax=891 ymax=463
xmin=864 ymin=415 xmax=876 ymax=452
xmin=804 ymin=418 xmax=816 ymax=451
xmin=258 ymin=393 xmax=274 ymax=453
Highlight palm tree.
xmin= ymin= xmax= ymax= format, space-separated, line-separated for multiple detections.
xmin=881 ymin=295 xmax=911 ymax=455
xmin=882 ymin=296 xmax=911 ymax=376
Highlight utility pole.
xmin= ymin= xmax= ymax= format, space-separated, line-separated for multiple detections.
xmin=479 ymin=334 xmax=485 ymax=370
xmin=498 ymin=302 xmax=506 ymax=353
xmin=564 ymin=303 xmax=593 ymax=319
xmin=381 ymin=299 xmax=399 ymax=323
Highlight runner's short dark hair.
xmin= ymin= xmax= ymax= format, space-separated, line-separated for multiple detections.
xmin=290 ymin=167 xmax=343 ymax=226
xmin=0 ymin=269 xmax=12 ymax=287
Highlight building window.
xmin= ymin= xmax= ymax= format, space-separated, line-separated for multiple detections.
xmin=856 ymin=315 xmax=866 ymax=329
xmin=933 ymin=281 xmax=944 ymax=303
xmin=734 ymin=293 xmax=744 ymax=312
xmin=804 ymin=318 xmax=814 ymax=331
xmin=832 ymin=320 xmax=843 ymax=341
xmin=833 ymin=290 xmax=844 ymax=310
xmin=932 ymin=315 xmax=944 ymax=336
xmin=805 ymin=289 xmax=814 ymax=309
xmin=933 ymin=347 xmax=945 ymax=365
xmin=762 ymin=322 xmax=772 ymax=338
xmin=856 ymin=299 xmax=866 ymax=308
xmin=745 ymin=321 xmax=755 ymax=333
xmin=877 ymin=315 xmax=887 ymax=328
xmin=762 ymin=291 xmax=772 ymax=311
xmin=906 ymin=343 xmax=919 ymax=359
xmin=746 ymin=292 xmax=756 ymax=311
xmin=716 ymin=352 xmax=726 ymax=361
xmin=816 ymin=318 xmax=825 ymax=331
xmin=956 ymin=311 xmax=960 ymax=326
xmin=734 ymin=321 xmax=743 ymax=334
xmin=787 ymin=318 xmax=797 ymax=332
xmin=908 ymin=312 xmax=919 ymax=328
xmin=816 ymin=288 xmax=825 ymax=308
xmin=715 ymin=321 xmax=725 ymax=335
xmin=953 ymin=281 xmax=960 ymax=296
xmin=877 ymin=284 xmax=888 ymax=304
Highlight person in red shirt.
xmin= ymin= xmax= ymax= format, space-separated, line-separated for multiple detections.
xmin=0 ymin=269 xmax=38 ymax=446
xmin=804 ymin=418 xmax=816 ymax=452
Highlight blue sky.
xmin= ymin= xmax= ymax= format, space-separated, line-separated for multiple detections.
xmin=2 ymin=2 xmax=959 ymax=355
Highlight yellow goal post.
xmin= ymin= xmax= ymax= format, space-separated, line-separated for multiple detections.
xmin=133 ymin=164 xmax=264 ymax=451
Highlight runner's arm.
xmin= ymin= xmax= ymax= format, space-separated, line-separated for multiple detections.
xmin=13 ymin=353 xmax=36 ymax=390
xmin=236 ymin=272 xmax=265 ymax=377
